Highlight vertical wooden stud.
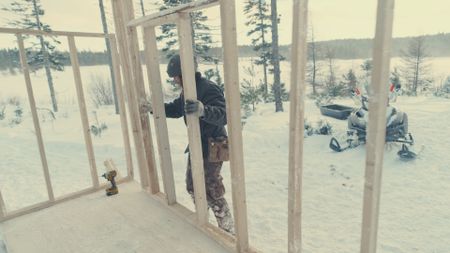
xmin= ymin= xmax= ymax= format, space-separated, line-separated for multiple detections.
xmin=17 ymin=34 xmax=55 ymax=201
xmin=360 ymin=1 xmax=395 ymax=253
xmin=143 ymin=26 xmax=177 ymax=204
xmin=68 ymin=36 xmax=100 ymax=188
xmin=109 ymin=35 xmax=134 ymax=179
xmin=111 ymin=0 xmax=150 ymax=189
xmin=177 ymin=13 xmax=208 ymax=226
xmin=220 ymin=0 xmax=250 ymax=251
xmin=122 ymin=0 xmax=160 ymax=194
xmin=288 ymin=1 xmax=309 ymax=252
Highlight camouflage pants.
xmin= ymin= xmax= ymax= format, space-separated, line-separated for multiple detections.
xmin=186 ymin=157 xmax=235 ymax=234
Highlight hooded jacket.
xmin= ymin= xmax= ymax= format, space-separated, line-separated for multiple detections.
xmin=164 ymin=72 xmax=227 ymax=158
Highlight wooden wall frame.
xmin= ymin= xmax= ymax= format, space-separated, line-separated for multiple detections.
xmin=0 ymin=0 xmax=397 ymax=252
xmin=0 ymin=28 xmax=133 ymax=222
xmin=113 ymin=0 xmax=255 ymax=252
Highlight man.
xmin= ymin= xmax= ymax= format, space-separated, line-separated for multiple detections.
xmin=163 ymin=54 xmax=234 ymax=234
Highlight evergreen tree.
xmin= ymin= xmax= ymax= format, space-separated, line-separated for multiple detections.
xmin=3 ymin=0 xmax=66 ymax=112
xmin=360 ymin=59 xmax=372 ymax=83
xmin=307 ymin=26 xmax=320 ymax=96
xmin=270 ymin=0 xmax=283 ymax=112
xmin=241 ymin=64 xmax=262 ymax=113
xmin=139 ymin=0 xmax=146 ymax=16
xmin=324 ymin=47 xmax=345 ymax=97
xmin=98 ymin=0 xmax=119 ymax=113
xmin=342 ymin=69 xmax=358 ymax=96
xmin=244 ymin=0 xmax=271 ymax=99
xmin=0 ymin=48 xmax=20 ymax=73
xmin=401 ymin=36 xmax=432 ymax=95
xmin=390 ymin=67 xmax=401 ymax=90
xmin=157 ymin=0 xmax=215 ymax=64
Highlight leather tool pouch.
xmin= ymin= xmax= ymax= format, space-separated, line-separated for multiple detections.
xmin=208 ymin=136 xmax=229 ymax=162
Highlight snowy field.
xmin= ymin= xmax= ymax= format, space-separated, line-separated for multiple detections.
xmin=1 ymin=58 xmax=450 ymax=253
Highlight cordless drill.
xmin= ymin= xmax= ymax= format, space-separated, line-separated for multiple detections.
xmin=101 ymin=170 xmax=118 ymax=196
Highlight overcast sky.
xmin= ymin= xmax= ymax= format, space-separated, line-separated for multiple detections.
xmin=0 ymin=0 xmax=449 ymax=51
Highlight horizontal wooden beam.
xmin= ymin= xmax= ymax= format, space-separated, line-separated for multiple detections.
xmin=0 ymin=177 xmax=132 ymax=222
xmin=127 ymin=0 xmax=219 ymax=27
xmin=0 ymin=27 xmax=110 ymax=38
xmin=139 ymin=13 xmax=179 ymax=28
xmin=152 ymin=193 xmax=262 ymax=253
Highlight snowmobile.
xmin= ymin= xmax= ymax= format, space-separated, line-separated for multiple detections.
xmin=329 ymin=83 xmax=417 ymax=160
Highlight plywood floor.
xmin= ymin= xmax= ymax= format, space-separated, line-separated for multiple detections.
xmin=0 ymin=182 xmax=230 ymax=253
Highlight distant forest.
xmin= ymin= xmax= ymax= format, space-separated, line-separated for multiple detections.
xmin=1 ymin=33 xmax=449 ymax=72
xmin=239 ymin=33 xmax=450 ymax=60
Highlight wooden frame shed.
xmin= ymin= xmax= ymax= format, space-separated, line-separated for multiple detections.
xmin=0 ymin=0 xmax=397 ymax=252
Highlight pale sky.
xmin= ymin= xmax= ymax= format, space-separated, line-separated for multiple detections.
xmin=0 ymin=0 xmax=449 ymax=51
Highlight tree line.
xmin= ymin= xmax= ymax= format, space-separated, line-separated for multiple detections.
xmin=2 ymin=0 xmax=449 ymax=114
xmin=2 ymin=31 xmax=450 ymax=72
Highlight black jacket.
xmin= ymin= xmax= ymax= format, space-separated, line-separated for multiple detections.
xmin=164 ymin=72 xmax=227 ymax=157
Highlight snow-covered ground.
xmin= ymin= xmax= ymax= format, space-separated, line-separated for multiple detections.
xmin=1 ymin=59 xmax=449 ymax=252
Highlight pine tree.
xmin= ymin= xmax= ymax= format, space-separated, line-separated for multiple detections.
xmin=390 ymin=67 xmax=401 ymax=90
xmin=0 ymin=49 xmax=20 ymax=73
xmin=325 ymin=47 xmax=337 ymax=89
xmin=307 ymin=26 xmax=320 ymax=96
xmin=244 ymin=0 xmax=271 ymax=99
xmin=270 ymin=0 xmax=283 ymax=112
xmin=139 ymin=0 xmax=146 ymax=16
xmin=401 ymin=36 xmax=432 ymax=95
xmin=241 ymin=64 xmax=262 ymax=113
xmin=98 ymin=0 xmax=119 ymax=114
xmin=157 ymin=0 xmax=215 ymax=64
xmin=3 ymin=0 xmax=66 ymax=112
xmin=360 ymin=59 xmax=372 ymax=83
xmin=342 ymin=69 xmax=358 ymax=96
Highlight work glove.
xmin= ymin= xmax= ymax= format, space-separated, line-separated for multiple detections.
xmin=142 ymin=100 xmax=153 ymax=114
xmin=185 ymin=99 xmax=204 ymax=117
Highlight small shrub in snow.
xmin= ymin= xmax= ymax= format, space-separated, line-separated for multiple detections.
xmin=90 ymin=111 xmax=108 ymax=137
xmin=7 ymin=96 xmax=21 ymax=106
xmin=433 ymin=76 xmax=450 ymax=98
xmin=315 ymin=119 xmax=333 ymax=135
xmin=304 ymin=120 xmax=315 ymax=136
xmin=304 ymin=119 xmax=333 ymax=137
xmin=0 ymin=106 xmax=5 ymax=120
xmin=88 ymin=75 xmax=114 ymax=107
xmin=10 ymin=105 xmax=23 ymax=125
xmin=1 ymin=98 xmax=24 ymax=126
xmin=91 ymin=123 xmax=108 ymax=137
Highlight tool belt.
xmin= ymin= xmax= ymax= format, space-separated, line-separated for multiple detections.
xmin=208 ymin=136 xmax=229 ymax=162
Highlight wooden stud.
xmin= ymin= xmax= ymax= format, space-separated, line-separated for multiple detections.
xmin=360 ymin=1 xmax=395 ymax=253
xmin=109 ymin=36 xmax=134 ymax=179
xmin=16 ymin=34 xmax=55 ymax=202
xmin=111 ymin=0 xmax=151 ymax=190
xmin=135 ymin=13 xmax=179 ymax=29
xmin=127 ymin=0 xmax=219 ymax=27
xmin=122 ymin=0 xmax=160 ymax=194
xmin=143 ymin=26 xmax=177 ymax=205
xmin=219 ymin=0 xmax=250 ymax=251
xmin=177 ymin=13 xmax=208 ymax=226
xmin=288 ymin=1 xmax=309 ymax=252
xmin=0 ymin=27 xmax=108 ymax=38
xmin=68 ymin=36 xmax=100 ymax=188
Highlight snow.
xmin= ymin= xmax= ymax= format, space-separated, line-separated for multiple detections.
xmin=1 ymin=59 xmax=450 ymax=253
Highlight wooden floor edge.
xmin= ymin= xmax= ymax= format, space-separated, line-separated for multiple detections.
xmin=149 ymin=192 xmax=262 ymax=253
xmin=0 ymin=177 xmax=132 ymax=223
